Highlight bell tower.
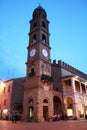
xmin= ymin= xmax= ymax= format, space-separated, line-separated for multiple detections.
xmin=23 ymin=6 xmax=53 ymax=122
xmin=27 ymin=5 xmax=51 ymax=79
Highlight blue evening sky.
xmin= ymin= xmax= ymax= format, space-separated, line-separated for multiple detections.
xmin=0 ymin=0 xmax=87 ymax=80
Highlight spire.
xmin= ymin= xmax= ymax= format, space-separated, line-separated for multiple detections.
xmin=33 ymin=5 xmax=47 ymax=18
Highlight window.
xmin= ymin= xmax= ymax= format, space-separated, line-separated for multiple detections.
xmin=42 ymin=21 xmax=46 ymax=28
xmin=42 ymin=13 xmax=46 ymax=18
xmin=8 ymin=85 xmax=10 ymax=93
xmin=29 ymin=68 xmax=35 ymax=77
xmin=32 ymin=34 xmax=37 ymax=43
xmin=31 ymin=68 xmax=34 ymax=74
xmin=42 ymin=34 xmax=46 ymax=42
xmin=33 ymin=34 xmax=36 ymax=40
xmin=33 ymin=22 xmax=37 ymax=28
xmin=43 ymin=99 xmax=48 ymax=103
xmin=3 ymin=87 xmax=6 ymax=93
xmin=28 ymin=99 xmax=34 ymax=104
xmin=4 ymin=99 xmax=6 ymax=106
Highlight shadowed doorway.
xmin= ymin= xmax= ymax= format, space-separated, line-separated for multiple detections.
xmin=43 ymin=99 xmax=48 ymax=120
xmin=53 ymin=96 xmax=62 ymax=115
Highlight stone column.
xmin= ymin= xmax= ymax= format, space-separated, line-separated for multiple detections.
xmin=61 ymin=81 xmax=67 ymax=118
xmin=73 ymin=102 xmax=79 ymax=119
xmin=71 ymin=78 xmax=79 ymax=118
xmin=86 ymin=85 xmax=87 ymax=94
xmin=36 ymin=101 xmax=44 ymax=122
xmin=80 ymin=82 xmax=82 ymax=93
xmin=49 ymin=93 xmax=54 ymax=118
xmin=71 ymin=78 xmax=76 ymax=92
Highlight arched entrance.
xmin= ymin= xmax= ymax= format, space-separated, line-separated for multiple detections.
xmin=28 ymin=106 xmax=34 ymax=119
xmin=53 ymin=96 xmax=62 ymax=115
xmin=43 ymin=99 xmax=49 ymax=120
xmin=65 ymin=97 xmax=74 ymax=118
xmin=27 ymin=98 xmax=34 ymax=121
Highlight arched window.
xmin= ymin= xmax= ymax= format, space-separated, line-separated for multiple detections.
xmin=43 ymin=99 xmax=48 ymax=103
xmin=32 ymin=34 xmax=37 ymax=43
xmin=28 ymin=98 xmax=34 ymax=104
xmin=33 ymin=22 xmax=37 ymax=28
xmin=42 ymin=34 xmax=46 ymax=42
xmin=42 ymin=13 xmax=46 ymax=18
xmin=42 ymin=21 xmax=46 ymax=28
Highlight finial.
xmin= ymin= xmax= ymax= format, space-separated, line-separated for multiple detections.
xmin=39 ymin=3 xmax=40 ymax=6
xmin=38 ymin=3 xmax=41 ymax=7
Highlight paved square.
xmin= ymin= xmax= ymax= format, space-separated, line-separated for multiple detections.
xmin=0 ymin=120 xmax=87 ymax=130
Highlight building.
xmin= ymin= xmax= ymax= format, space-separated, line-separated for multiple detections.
xmin=23 ymin=6 xmax=87 ymax=122
xmin=0 ymin=6 xmax=87 ymax=122
xmin=0 ymin=77 xmax=25 ymax=120
xmin=52 ymin=60 xmax=87 ymax=119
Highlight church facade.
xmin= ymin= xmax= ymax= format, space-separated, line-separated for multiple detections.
xmin=23 ymin=6 xmax=87 ymax=122
xmin=0 ymin=6 xmax=87 ymax=122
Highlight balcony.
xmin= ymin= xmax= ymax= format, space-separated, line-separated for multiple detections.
xmin=41 ymin=74 xmax=53 ymax=84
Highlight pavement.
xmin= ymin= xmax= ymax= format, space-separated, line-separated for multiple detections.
xmin=0 ymin=120 xmax=87 ymax=130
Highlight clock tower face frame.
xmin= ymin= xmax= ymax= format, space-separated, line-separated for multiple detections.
xmin=42 ymin=48 xmax=48 ymax=57
xmin=30 ymin=48 xmax=36 ymax=57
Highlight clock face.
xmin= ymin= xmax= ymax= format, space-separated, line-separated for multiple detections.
xmin=30 ymin=49 xmax=36 ymax=57
xmin=42 ymin=49 xmax=48 ymax=57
